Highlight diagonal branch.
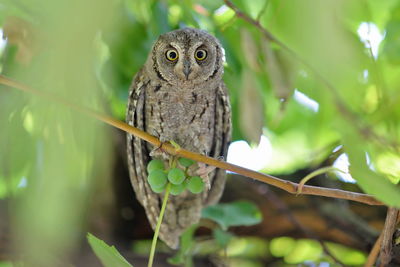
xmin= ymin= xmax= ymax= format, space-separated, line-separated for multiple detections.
xmin=0 ymin=74 xmax=383 ymax=206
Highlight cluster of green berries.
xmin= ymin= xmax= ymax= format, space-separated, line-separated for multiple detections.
xmin=147 ymin=158 xmax=205 ymax=195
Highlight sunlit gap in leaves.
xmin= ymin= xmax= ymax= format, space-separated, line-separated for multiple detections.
xmin=18 ymin=177 xmax=28 ymax=188
xmin=213 ymin=4 xmax=234 ymax=26
xmin=357 ymin=22 xmax=385 ymax=59
xmin=227 ymin=90 xmax=318 ymax=172
xmin=227 ymin=135 xmax=272 ymax=171
xmin=333 ymin=147 xmax=380 ymax=184
xmin=215 ymin=5 xmax=229 ymax=16
xmin=0 ymin=29 xmax=7 ymax=72
xmin=332 ymin=151 xmax=356 ymax=184
xmin=293 ymin=89 xmax=319 ymax=112
xmin=362 ymin=69 xmax=369 ymax=83
xmin=0 ymin=29 xmax=7 ymax=51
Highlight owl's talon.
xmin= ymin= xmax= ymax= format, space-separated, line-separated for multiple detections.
xmin=150 ymin=139 xmax=168 ymax=158
xmin=150 ymin=139 xmax=181 ymax=160
xmin=196 ymin=162 xmax=216 ymax=190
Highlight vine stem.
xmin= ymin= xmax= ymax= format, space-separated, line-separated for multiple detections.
xmin=0 ymin=74 xmax=383 ymax=206
xmin=297 ymin=166 xmax=346 ymax=194
xmin=148 ymin=183 xmax=171 ymax=267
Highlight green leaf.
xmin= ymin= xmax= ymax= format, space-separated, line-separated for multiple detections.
xmin=382 ymin=19 xmax=400 ymax=65
xmin=270 ymin=237 xmax=366 ymax=265
xmin=168 ymin=224 xmax=198 ymax=266
xmin=269 ymin=237 xmax=296 ymax=258
xmin=87 ymin=233 xmax=133 ymax=267
xmin=201 ymin=201 xmax=262 ymax=230
xmin=325 ymin=242 xmax=366 ymax=265
xmin=375 ymin=152 xmax=400 ymax=183
xmin=178 ymin=157 xmax=195 ymax=168
xmin=213 ymin=228 xmax=234 ymax=248
xmin=284 ymin=239 xmax=322 ymax=264
xmin=225 ymin=237 xmax=269 ymax=258
xmin=342 ymin=126 xmax=400 ymax=207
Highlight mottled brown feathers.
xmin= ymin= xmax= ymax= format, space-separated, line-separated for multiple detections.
xmin=126 ymin=28 xmax=231 ymax=249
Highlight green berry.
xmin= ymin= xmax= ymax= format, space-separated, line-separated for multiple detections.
xmin=150 ymin=183 xmax=166 ymax=193
xmin=168 ymin=168 xmax=186 ymax=185
xmin=169 ymin=183 xmax=186 ymax=196
xmin=147 ymin=159 xmax=165 ymax=173
xmin=148 ymin=169 xmax=167 ymax=189
xmin=178 ymin=157 xmax=195 ymax=168
xmin=187 ymin=176 xmax=204 ymax=194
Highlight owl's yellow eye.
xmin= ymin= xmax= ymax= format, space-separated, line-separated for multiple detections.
xmin=166 ymin=49 xmax=178 ymax=61
xmin=195 ymin=49 xmax=207 ymax=61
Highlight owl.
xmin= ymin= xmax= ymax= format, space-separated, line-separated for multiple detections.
xmin=126 ymin=28 xmax=231 ymax=249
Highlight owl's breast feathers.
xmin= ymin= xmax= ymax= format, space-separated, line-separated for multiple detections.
xmin=144 ymin=81 xmax=218 ymax=153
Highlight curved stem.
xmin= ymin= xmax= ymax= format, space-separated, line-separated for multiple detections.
xmin=297 ymin=166 xmax=346 ymax=194
xmin=148 ymin=183 xmax=171 ymax=267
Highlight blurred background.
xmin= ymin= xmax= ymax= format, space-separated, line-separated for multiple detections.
xmin=1 ymin=0 xmax=400 ymax=266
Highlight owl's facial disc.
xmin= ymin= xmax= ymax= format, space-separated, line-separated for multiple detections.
xmin=171 ymin=45 xmax=215 ymax=83
xmin=153 ymin=28 xmax=223 ymax=85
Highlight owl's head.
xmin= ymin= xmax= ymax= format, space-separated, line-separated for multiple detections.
xmin=148 ymin=28 xmax=224 ymax=85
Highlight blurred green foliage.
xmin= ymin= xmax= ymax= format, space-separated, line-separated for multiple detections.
xmin=270 ymin=237 xmax=366 ymax=266
xmin=201 ymin=200 xmax=262 ymax=230
xmin=1 ymin=0 xmax=399 ymax=266
xmin=88 ymin=233 xmax=133 ymax=267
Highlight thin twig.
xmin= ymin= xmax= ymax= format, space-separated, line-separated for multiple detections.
xmin=0 ymin=74 xmax=383 ymax=206
xmin=255 ymin=0 xmax=269 ymax=22
xmin=365 ymin=209 xmax=400 ymax=267
xmin=379 ymin=208 xmax=400 ymax=266
xmin=222 ymin=0 xmax=400 ymax=151
xmin=365 ymin=232 xmax=383 ymax=267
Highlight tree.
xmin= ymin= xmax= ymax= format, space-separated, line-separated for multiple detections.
xmin=1 ymin=0 xmax=399 ymax=266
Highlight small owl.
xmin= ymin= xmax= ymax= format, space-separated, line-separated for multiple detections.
xmin=126 ymin=28 xmax=231 ymax=249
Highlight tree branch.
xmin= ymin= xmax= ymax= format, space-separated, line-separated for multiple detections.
xmin=0 ymin=74 xmax=383 ymax=206
xmin=379 ymin=208 xmax=400 ymax=266
xmin=365 ymin=208 xmax=400 ymax=267
xmin=365 ymin=232 xmax=383 ymax=267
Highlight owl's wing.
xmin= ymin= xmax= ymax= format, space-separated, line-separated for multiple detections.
xmin=126 ymin=69 xmax=161 ymax=230
xmin=205 ymin=83 xmax=232 ymax=205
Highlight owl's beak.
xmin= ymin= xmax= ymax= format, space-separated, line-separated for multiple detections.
xmin=183 ymin=60 xmax=191 ymax=80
